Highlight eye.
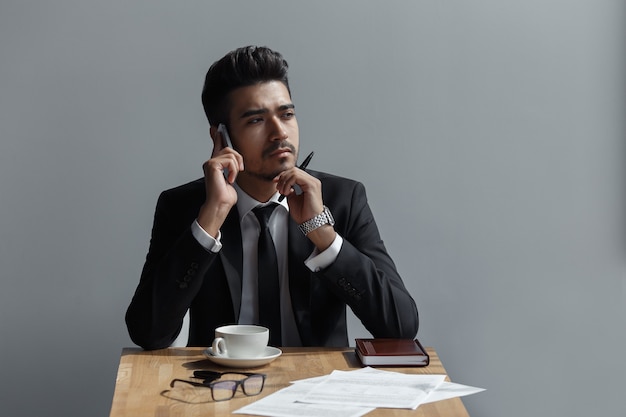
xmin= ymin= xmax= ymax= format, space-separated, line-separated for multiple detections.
xmin=247 ymin=117 xmax=263 ymax=125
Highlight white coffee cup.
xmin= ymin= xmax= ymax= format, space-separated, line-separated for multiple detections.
xmin=211 ymin=325 xmax=269 ymax=359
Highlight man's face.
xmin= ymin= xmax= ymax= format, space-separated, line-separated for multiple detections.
xmin=226 ymin=81 xmax=299 ymax=182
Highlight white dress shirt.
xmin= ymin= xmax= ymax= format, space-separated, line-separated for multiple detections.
xmin=191 ymin=183 xmax=343 ymax=346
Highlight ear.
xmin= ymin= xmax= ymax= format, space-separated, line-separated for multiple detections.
xmin=208 ymin=125 xmax=223 ymax=155
xmin=207 ymin=125 xmax=221 ymax=157
xmin=209 ymin=125 xmax=219 ymax=144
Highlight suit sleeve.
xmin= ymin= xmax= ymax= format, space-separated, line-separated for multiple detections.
xmin=125 ymin=191 xmax=218 ymax=350
xmin=317 ymin=181 xmax=419 ymax=338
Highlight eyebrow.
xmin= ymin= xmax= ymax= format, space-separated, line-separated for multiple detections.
xmin=239 ymin=104 xmax=295 ymax=119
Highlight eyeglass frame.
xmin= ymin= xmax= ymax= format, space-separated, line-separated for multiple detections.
xmin=169 ymin=371 xmax=267 ymax=402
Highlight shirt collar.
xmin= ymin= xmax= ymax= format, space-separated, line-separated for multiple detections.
xmin=233 ymin=182 xmax=289 ymax=222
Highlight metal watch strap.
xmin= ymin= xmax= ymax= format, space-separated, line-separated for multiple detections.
xmin=298 ymin=206 xmax=335 ymax=235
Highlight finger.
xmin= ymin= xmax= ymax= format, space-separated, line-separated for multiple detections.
xmin=276 ymin=169 xmax=317 ymax=196
xmin=221 ymin=154 xmax=243 ymax=184
xmin=274 ymin=171 xmax=296 ymax=196
xmin=204 ymin=154 xmax=240 ymax=184
xmin=218 ymin=147 xmax=244 ymax=170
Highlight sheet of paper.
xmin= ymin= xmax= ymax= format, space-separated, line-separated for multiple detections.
xmin=290 ymin=366 xmax=381 ymax=384
xmin=237 ymin=367 xmax=485 ymax=417
xmin=423 ymin=381 xmax=486 ymax=404
xmin=234 ymin=382 xmax=374 ymax=417
xmin=297 ymin=369 xmax=446 ymax=409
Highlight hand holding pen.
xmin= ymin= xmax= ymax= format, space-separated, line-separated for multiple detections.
xmin=278 ymin=151 xmax=314 ymax=202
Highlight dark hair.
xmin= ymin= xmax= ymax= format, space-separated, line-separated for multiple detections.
xmin=201 ymin=46 xmax=291 ymax=126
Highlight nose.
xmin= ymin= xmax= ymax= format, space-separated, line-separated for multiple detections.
xmin=268 ymin=116 xmax=288 ymax=141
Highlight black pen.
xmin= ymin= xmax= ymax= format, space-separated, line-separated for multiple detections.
xmin=278 ymin=151 xmax=314 ymax=202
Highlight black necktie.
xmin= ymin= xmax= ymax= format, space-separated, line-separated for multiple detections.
xmin=253 ymin=203 xmax=282 ymax=346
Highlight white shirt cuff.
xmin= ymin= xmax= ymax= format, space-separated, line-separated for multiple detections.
xmin=191 ymin=220 xmax=222 ymax=253
xmin=304 ymin=234 xmax=343 ymax=272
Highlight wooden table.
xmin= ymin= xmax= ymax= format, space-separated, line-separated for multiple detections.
xmin=109 ymin=347 xmax=470 ymax=417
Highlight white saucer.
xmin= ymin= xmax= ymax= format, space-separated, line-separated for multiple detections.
xmin=204 ymin=346 xmax=282 ymax=368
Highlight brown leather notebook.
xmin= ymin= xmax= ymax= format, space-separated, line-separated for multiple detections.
xmin=355 ymin=338 xmax=430 ymax=366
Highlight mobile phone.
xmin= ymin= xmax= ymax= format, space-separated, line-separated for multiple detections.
xmin=217 ymin=124 xmax=233 ymax=180
xmin=217 ymin=123 xmax=233 ymax=149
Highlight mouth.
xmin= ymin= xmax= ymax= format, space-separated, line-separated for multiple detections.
xmin=263 ymin=141 xmax=297 ymax=159
xmin=270 ymin=148 xmax=293 ymax=158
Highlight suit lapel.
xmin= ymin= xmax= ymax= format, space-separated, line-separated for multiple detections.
xmin=219 ymin=208 xmax=243 ymax=321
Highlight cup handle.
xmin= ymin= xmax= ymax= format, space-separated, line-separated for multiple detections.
xmin=211 ymin=337 xmax=227 ymax=357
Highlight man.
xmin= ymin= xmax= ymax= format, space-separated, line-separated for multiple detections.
xmin=126 ymin=46 xmax=418 ymax=350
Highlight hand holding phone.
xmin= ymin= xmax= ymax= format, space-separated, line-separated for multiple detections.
xmin=198 ymin=125 xmax=239 ymax=236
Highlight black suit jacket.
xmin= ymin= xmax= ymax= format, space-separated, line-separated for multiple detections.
xmin=126 ymin=170 xmax=418 ymax=350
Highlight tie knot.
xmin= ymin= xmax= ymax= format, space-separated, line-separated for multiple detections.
xmin=253 ymin=203 xmax=278 ymax=229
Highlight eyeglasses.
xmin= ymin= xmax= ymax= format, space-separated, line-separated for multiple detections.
xmin=170 ymin=371 xmax=266 ymax=402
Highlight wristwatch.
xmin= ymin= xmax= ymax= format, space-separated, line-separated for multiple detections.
xmin=298 ymin=206 xmax=335 ymax=235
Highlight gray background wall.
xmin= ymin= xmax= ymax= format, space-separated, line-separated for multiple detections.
xmin=1 ymin=1 xmax=624 ymax=416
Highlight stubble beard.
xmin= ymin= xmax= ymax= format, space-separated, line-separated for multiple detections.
xmin=247 ymin=141 xmax=298 ymax=182
xmin=247 ymin=157 xmax=294 ymax=182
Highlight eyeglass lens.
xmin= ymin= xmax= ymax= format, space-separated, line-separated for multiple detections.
xmin=212 ymin=380 xmax=238 ymax=401
xmin=241 ymin=374 xmax=265 ymax=395
xmin=211 ymin=374 xmax=265 ymax=401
